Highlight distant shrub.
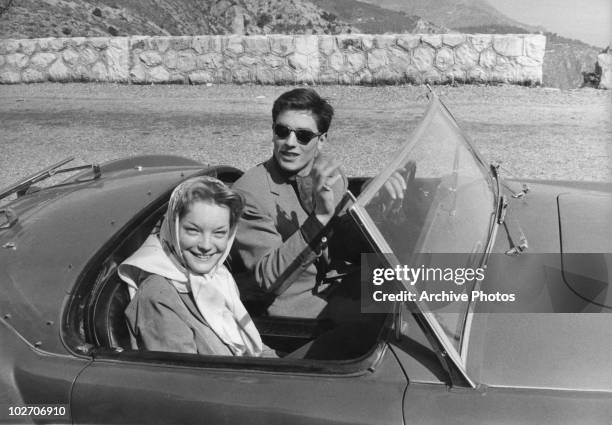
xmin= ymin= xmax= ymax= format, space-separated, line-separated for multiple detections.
xmin=456 ymin=24 xmax=530 ymax=34
xmin=62 ymin=27 xmax=71 ymax=35
xmin=321 ymin=11 xmax=336 ymax=22
xmin=0 ymin=0 xmax=14 ymax=18
xmin=108 ymin=25 xmax=118 ymax=36
xmin=92 ymin=8 xmax=102 ymax=18
xmin=257 ymin=12 xmax=272 ymax=28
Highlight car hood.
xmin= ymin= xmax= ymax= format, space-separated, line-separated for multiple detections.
xmin=465 ymin=180 xmax=612 ymax=391
xmin=557 ymin=191 xmax=612 ymax=308
xmin=557 ymin=190 xmax=612 ymax=252
xmin=480 ymin=180 xmax=612 ymax=312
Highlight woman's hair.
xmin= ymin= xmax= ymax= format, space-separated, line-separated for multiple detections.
xmin=174 ymin=176 xmax=244 ymax=228
xmin=272 ymin=88 xmax=334 ymax=133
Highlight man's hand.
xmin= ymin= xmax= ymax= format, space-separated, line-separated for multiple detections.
xmin=383 ymin=171 xmax=408 ymax=202
xmin=312 ymin=155 xmax=342 ymax=225
xmin=378 ymin=161 xmax=416 ymax=219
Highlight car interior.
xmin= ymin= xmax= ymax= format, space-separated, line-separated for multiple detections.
xmin=64 ymin=169 xmax=392 ymax=367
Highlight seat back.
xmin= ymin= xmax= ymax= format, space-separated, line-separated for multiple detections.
xmin=91 ymin=266 xmax=132 ymax=350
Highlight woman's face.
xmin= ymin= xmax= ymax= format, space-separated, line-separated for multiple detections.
xmin=178 ymin=200 xmax=231 ymax=275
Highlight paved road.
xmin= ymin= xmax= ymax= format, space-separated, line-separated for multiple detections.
xmin=1 ymin=83 xmax=610 ymax=185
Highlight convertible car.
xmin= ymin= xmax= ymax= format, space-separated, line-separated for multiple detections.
xmin=1 ymin=94 xmax=611 ymax=424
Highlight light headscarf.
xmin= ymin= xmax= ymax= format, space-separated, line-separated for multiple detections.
xmin=119 ymin=176 xmax=263 ymax=356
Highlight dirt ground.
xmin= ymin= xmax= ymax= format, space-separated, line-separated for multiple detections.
xmin=0 ymin=83 xmax=610 ymax=186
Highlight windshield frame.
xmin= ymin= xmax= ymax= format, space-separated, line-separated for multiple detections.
xmin=350 ymin=93 xmax=501 ymax=388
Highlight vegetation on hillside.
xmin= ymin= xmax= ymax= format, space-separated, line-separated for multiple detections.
xmin=0 ymin=0 xmax=359 ymax=38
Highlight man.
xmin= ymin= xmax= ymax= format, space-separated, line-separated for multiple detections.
xmin=232 ymin=88 xmax=405 ymax=319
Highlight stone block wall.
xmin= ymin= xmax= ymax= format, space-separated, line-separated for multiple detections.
xmin=0 ymin=34 xmax=546 ymax=85
xmin=0 ymin=37 xmax=129 ymax=83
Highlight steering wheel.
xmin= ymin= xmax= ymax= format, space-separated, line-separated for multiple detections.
xmin=403 ymin=160 xmax=417 ymax=185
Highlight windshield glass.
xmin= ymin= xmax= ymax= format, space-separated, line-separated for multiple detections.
xmin=354 ymin=95 xmax=496 ymax=353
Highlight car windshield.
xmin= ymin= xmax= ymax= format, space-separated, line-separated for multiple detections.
xmin=353 ymin=95 xmax=496 ymax=355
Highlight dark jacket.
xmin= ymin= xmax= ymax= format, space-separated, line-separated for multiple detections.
xmin=232 ymin=158 xmax=360 ymax=318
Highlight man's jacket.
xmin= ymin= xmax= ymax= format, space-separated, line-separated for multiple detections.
xmin=232 ymin=157 xmax=350 ymax=318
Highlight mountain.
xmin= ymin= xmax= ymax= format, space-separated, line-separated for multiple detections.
xmin=0 ymin=0 xmax=357 ymax=38
xmin=356 ymin=0 xmax=544 ymax=32
xmin=309 ymin=0 xmax=447 ymax=34
xmin=0 ymin=0 xmax=445 ymax=38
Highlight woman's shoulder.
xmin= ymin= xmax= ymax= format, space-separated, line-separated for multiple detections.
xmin=133 ymin=274 xmax=180 ymax=302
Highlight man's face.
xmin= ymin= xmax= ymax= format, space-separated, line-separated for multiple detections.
xmin=272 ymin=110 xmax=325 ymax=176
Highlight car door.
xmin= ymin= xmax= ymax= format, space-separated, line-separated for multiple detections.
xmin=71 ymin=344 xmax=406 ymax=425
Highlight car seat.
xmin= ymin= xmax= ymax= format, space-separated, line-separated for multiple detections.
xmin=90 ymin=262 xmax=132 ymax=350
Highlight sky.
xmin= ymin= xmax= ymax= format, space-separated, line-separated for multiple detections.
xmin=486 ymin=0 xmax=611 ymax=47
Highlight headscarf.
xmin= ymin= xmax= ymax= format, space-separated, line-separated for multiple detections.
xmin=118 ymin=176 xmax=263 ymax=356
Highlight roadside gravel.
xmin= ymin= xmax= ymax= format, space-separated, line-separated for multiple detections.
xmin=1 ymin=83 xmax=610 ymax=186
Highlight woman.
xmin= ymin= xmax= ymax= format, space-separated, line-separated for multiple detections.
xmin=118 ymin=176 xmax=271 ymax=357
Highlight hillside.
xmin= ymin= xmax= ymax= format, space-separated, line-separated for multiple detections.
xmin=355 ymin=0 xmax=544 ymax=32
xmin=0 ymin=0 xmax=447 ymax=38
xmin=0 ymin=0 xmax=357 ymax=38
xmin=309 ymin=0 xmax=447 ymax=34
xmin=458 ymin=24 xmax=602 ymax=89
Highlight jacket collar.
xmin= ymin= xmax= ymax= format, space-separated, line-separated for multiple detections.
xmin=264 ymin=157 xmax=292 ymax=196
xmin=263 ymin=157 xmax=316 ymax=215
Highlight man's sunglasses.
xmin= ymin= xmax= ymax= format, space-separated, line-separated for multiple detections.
xmin=273 ymin=123 xmax=322 ymax=145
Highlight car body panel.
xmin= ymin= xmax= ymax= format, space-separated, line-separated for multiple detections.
xmin=494 ymin=180 xmax=612 ymax=254
xmin=460 ymin=182 xmax=612 ymax=393
xmin=0 ymin=165 xmax=205 ymax=354
xmin=472 ymin=181 xmax=612 ymax=315
xmin=71 ymin=347 xmax=407 ymax=425
xmin=402 ymin=382 xmax=612 ymax=425
xmin=477 ymin=181 xmax=612 ymax=311
xmin=558 ymin=191 xmax=612 ymax=253
xmin=391 ymin=333 xmax=612 ymax=424
xmin=558 ymin=191 xmax=612 ymax=308
xmin=466 ymin=313 xmax=612 ymax=391
xmin=0 ymin=320 xmax=89 ymax=424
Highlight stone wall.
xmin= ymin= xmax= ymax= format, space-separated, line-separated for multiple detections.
xmin=0 ymin=37 xmax=129 ymax=83
xmin=598 ymin=52 xmax=612 ymax=89
xmin=0 ymin=34 xmax=546 ymax=85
